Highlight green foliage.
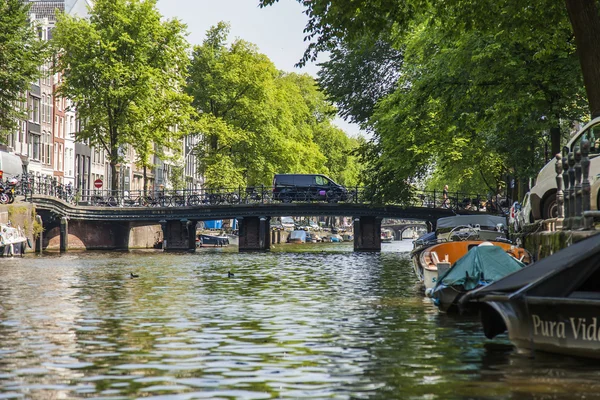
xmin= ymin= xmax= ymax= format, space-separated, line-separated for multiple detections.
xmin=317 ymin=35 xmax=403 ymax=127
xmin=187 ymin=23 xmax=361 ymax=188
xmin=168 ymin=165 xmax=185 ymax=191
xmin=263 ymin=0 xmax=590 ymax=201
xmin=0 ymin=0 xmax=47 ymax=139
xmin=51 ymin=0 xmax=196 ymax=190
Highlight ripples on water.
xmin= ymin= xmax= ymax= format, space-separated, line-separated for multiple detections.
xmin=1 ymin=241 xmax=600 ymax=399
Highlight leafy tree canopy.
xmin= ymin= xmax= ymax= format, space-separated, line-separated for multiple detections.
xmin=0 ymin=0 xmax=47 ymax=139
xmin=52 ymin=0 xmax=196 ymax=190
xmin=187 ymin=23 xmax=361 ymax=188
xmin=262 ymin=0 xmax=590 ymax=203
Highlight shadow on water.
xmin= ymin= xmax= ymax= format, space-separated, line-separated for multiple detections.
xmin=1 ymin=242 xmax=600 ymax=399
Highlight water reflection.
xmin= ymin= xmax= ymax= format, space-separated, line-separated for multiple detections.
xmin=0 ymin=242 xmax=599 ymax=399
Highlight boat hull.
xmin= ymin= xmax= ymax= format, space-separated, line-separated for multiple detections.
xmin=0 ymin=224 xmax=28 ymax=257
xmin=1 ymin=241 xmax=26 ymax=257
xmin=197 ymin=234 xmax=229 ymax=247
xmin=423 ymin=266 xmax=438 ymax=291
xmin=482 ymin=296 xmax=600 ymax=359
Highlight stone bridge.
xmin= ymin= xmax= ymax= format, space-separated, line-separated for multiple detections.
xmin=381 ymin=222 xmax=429 ymax=240
xmin=30 ymin=195 xmax=486 ymax=252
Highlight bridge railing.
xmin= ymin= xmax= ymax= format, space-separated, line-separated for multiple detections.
xmin=20 ymin=176 xmax=509 ymax=214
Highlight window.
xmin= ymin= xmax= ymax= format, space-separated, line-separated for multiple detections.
xmin=41 ymin=95 xmax=46 ymax=123
xmin=69 ymin=149 xmax=73 ymax=176
xmin=58 ymin=144 xmax=63 ymax=171
xmin=573 ymin=123 xmax=600 ymax=157
xmin=54 ymin=145 xmax=58 ymax=170
xmin=31 ymin=134 xmax=40 ymax=161
xmin=29 ymin=97 xmax=40 ymax=123
xmin=42 ymin=132 xmax=51 ymax=165
xmin=315 ymin=176 xmax=329 ymax=186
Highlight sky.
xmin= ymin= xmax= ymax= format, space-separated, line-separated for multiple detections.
xmin=156 ymin=0 xmax=363 ymax=138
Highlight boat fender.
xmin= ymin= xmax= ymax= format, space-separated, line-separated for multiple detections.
xmin=27 ymin=237 xmax=32 ymax=248
xmin=425 ymin=288 xmax=434 ymax=298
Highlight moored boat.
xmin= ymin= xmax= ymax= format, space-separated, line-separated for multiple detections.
xmin=327 ymin=233 xmax=343 ymax=243
xmin=381 ymin=229 xmax=394 ymax=243
xmin=428 ymin=243 xmax=526 ymax=312
xmin=197 ymin=233 xmax=229 ymax=247
xmin=288 ymin=230 xmax=308 ymax=243
xmin=420 ymin=238 xmax=530 ymax=292
xmin=411 ymin=214 xmax=518 ymax=289
xmin=461 ymin=232 xmax=600 ymax=359
xmin=0 ymin=223 xmax=28 ymax=257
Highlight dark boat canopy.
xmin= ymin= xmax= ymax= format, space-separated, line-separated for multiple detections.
xmin=436 ymin=215 xmax=507 ymax=231
xmin=463 ymin=232 xmax=600 ymax=302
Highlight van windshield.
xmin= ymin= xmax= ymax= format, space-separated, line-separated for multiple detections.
xmin=573 ymin=122 xmax=600 ymax=156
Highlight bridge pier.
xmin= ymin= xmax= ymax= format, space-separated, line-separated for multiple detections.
xmin=354 ymin=216 xmax=382 ymax=252
xmin=35 ymin=215 xmax=43 ymax=254
xmin=239 ymin=216 xmax=270 ymax=251
xmin=60 ymin=217 xmax=68 ymax=252
xmin=162 ymin=219 xmax=197 ymax=252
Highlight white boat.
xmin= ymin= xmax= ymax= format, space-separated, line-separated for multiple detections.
xmin=0 ymin=223 xmax=28 ymax=257
xmin=411 ymin=214 xmax=520 ymax=290
xmin=381 ymin=229 xmax=394 ymax=243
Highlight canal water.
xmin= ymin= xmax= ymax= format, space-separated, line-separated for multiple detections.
xmin=1 ymin=241 xmax=600 ymax=399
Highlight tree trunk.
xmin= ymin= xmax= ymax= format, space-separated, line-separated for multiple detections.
xmin=550 ymin=126 xmax=561 ymax=158
xmin=143 ymin=165 xmax=148 ymax=197
xmin=111 ymin=145 xmax=119 ymax=196
xmin=565 ymin=0 xmax=600 ymax=118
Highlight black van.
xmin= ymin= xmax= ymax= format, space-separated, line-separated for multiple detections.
xmin=272 ymin=174 xmax=349 ymax=203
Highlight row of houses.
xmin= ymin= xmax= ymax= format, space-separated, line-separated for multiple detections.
xmin=0 ymin=0 xmax=202 ymax=194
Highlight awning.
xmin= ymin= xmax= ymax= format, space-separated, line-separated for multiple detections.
xmin=436 ymin=215 xmax=508 ymax=230
xmin=0 ymin=151 xmax=24 ymax=179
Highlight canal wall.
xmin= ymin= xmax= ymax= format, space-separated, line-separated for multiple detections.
xmin=0 ymin=203 xmax=39 ymax=252
xmin=516 ymin=222 xmax=598 ymax=261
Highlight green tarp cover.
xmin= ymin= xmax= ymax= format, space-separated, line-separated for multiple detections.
xmin=436 ymin=245 xmax=525 ymax=291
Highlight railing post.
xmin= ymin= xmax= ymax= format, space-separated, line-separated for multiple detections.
xmin=568 ymin=150 xmax=576 ymax=222
xmin=581 ymin=140 xmax=593 ymax=230
xmin=562 ymin=147 xmax=570 ymax=230
xmin=574 ymin=147 xmax=583 ymax=229
xmin=556 ymin=153 xmax=564 ymax=220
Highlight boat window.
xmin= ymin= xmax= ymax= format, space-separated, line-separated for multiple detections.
xmin=572 ymin=123 xmax=600 ymax=156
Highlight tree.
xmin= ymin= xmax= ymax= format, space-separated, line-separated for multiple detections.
xmin=317 ymin=37 xmax=402 ymax=128
xmin=0 ymin=0 xmax=46 ymax=139
xmin=187 ymin=23 xmax=357 ymax=188
xmin=261 ymin=0 xmax=590 ymax=202
xmin=261 ymin=0 xmax=600 ymax=118
xmin=52 ymin=0 xmax=196 ymax=191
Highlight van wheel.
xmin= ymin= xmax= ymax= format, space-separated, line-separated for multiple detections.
xmin=281 ymin=194 xmax=292 ymax=203
xmin=542 ymin=193 xmax=557 ymax=219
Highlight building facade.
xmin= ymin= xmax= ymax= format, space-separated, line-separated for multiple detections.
xmin=2 ymin=0 xmax=203 ymax=198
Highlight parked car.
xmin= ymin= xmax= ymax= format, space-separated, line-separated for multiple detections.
xmin=530 ymin=117 xmax=600 ymax=220
xmin=517 ymin=192 xmax=533 ymax=230
xmin=280 ymin=216 xmax=296 ymax=230
xmin=272 ymin=174 xmax=349 ymax=203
